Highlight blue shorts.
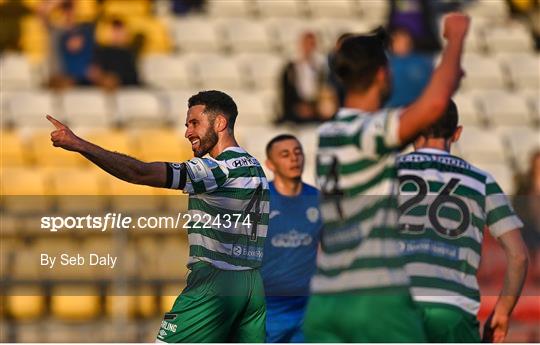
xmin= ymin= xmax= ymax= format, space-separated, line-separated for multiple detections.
xmin=265 ymin=296 xmax=308 ymax=343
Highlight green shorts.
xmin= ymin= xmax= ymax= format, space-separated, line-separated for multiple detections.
xmin=156 ymin=261 xmax=266 ymax=343
xmin=419 ymin=303 xmax=480 ymax=342
xmin=304 ymin=292 xmax=427 ymax=342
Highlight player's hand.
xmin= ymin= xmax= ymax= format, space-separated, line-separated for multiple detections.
xmin=46 ymin=115 xmax=82 ymax=152
xmin=489 ymin=312 xmax=509 ymax=343
xmin=443 ymin=12 xmax=470 ymax=41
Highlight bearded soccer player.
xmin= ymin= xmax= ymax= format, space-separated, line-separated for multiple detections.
xmin=304 ymin=13 xmax=470 ymax=342
xmin=397 ymin=100 xmax=528 ymax=342
xmin=261 ymin=135 xmax=322 ymax=342
xmin=47 ymin=90 xmax=269 ymax=342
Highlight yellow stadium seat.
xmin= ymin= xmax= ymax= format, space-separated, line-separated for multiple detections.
xmin=11 ymin=250 xmax=46 ymax=281
xmin=105 ymin=175 xmax=161 ymax=213
xmin=0 ymin=130 xmax=29 ymax=166
xmin=50 ymin=168 xmax=107 ymax=213
xmin=84 ymin=130 xmax=137 ymax=156
xmin=105 ymin=294 xmax=137 ymax=318
xmin=128 ymin=16 xmax=172 ymax=55
xmin=33 ymin=238 xmax=95 ymax=281
xmin=6 ymin=287 xmax=45 ymax=320
xmin=161 ymin=284 xmax=185 ymax=314
xmin=0 ymin=168 xmax=52 ymax=213
xmin=19 ymin=15 xmax=47 ymax=64
xmin=131 ymin=128 xmax=192 ymax=163
xmin=102 ymin=0 xmax=151 ymax=18
xmin=137 ymin=291 xmax=158 ymax=317
xmin=50 ymin=286 xmax=101 ymax=321
xmin=28 ymin=130 xmax=88 ymax=167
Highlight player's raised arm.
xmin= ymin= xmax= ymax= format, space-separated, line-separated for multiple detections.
xmin=46 ymin=115 xmax=173 ymax=188
xmin=488 ymin=229 xmax=529 ymax=342
xmin=398 ymin=13 xmax=470 ymax=143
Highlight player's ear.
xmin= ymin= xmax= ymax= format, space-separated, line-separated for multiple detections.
xmin=452 ymin=126 xmax=463 ymax=143
xmin=265 ymin=158 xmax=276 ymax=173
xmin=215 ymin=114 xmax=228 ymax=132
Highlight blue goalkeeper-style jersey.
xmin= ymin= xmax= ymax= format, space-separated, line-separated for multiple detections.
xmin=261 ymin=182 xmax=322 ymax=297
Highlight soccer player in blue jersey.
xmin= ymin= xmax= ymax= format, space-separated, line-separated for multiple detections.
xmin=261 ymin=134 xmax=322 ymax=343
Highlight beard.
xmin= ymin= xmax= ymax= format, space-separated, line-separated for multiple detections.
xmin=193 ymin=126 xmax=219 ymax=158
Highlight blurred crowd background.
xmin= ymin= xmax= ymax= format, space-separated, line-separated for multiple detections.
xmin=0 ymin=0 xmax=539 ymax=342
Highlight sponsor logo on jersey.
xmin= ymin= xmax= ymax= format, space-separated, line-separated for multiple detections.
xmin=231 ymin=157 xmax=260 ymax=168
xmin=271 ymin=229 xmax=313 ymax=248
xmin=187 ymin=158 xmax=210 ymax=181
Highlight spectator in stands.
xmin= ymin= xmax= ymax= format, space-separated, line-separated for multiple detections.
xmin=505 ymin=0 xmax=540 ymax=51
xmin=88 ymin=18 xmax=141 ymax=90
xmin=39 ymin=0 xmax=95 ymax=89
xmin=0 ymin=0 xmax=30 ymax=52
xmin=279 ymin=31 xmax=337 ymax=124
xmin=386 ymin=27 xmax=433 ymax=108
xmin=514 ymin=150 xmax=540 ymax=259
xmin=170 ymin=0 xmax=206 ymax=16
xmin=388 ymin=0 xmax=441 ymax=53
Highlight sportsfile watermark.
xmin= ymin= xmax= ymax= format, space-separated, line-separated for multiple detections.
xmin=40 ymin=213 xmax=254 ymax=232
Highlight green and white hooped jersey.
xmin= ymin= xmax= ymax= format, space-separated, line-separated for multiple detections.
xmin=313 ymin=107 xmax=409 ymax=294
xmin=397 ymin=148 xmax=523 ymax=315
xmin=168 ymin=147 xmax=269 ymax=270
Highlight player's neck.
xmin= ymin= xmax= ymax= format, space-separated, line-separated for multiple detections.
xmin=343 ymin=88 xmax=381 ymax=113
xmin=209 ymin=135 xmax=239 ymax=158
xmin=414 ymin=138 xmax=451 ymax=152
xmin=273 ymin=177 xmax=303 ymax=197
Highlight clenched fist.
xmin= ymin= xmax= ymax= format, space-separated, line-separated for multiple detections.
xmin=46 ymin=115 xmax=83 ymax=152
xmin=443 ymin=12 xmax=470 ymax=41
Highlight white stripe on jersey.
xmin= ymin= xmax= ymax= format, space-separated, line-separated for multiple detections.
xmin=311 ymin=267 xmax=409 ymax=293
xmin=406 ymin=262 xmax=479 ymax=291
xmin=412 ymin=288 xmax=480 ymax=316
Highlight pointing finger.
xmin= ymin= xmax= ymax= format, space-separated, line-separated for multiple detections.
xmin=46 ymin=115 xmax=66 ymax=129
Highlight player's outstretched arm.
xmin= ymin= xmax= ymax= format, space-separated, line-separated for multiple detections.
xmin=489 ymin=229 xmax=529 ymax=343
xmin=46 ymin=115 xmax=168 ymax=188
xmin=398 ymin=12 xmax=470 ymax=143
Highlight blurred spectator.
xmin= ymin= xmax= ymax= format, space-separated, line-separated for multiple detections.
xmin=0 ymin=0 xmax=31 ymax=52
xmin=505 ymin=0 xmax=540 ymax=51
xmin=279 ymin=31 xmax=337 ymax=124
xmin=170 ymin=0 xmax=205 ymax=16
xmin=388 ymin=0 xmax=441 ymax=53
xmin=88 ymin=18 xmax=141 ymax=90
xmin=514 ymin=150 xmax=540 ymax=259
xmin=39 ymin=0 xmax=95 ymax=89
xmin=385 ymin=27 xmax=433 ymax=108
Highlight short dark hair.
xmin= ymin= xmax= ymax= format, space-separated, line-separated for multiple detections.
xmin=265 ymin=134 xmax=300 ymax=158
xmin=421 ymin=100 xmax=459 ymax=139
xmin=188 ymin=90 xmax=238 ymax=131
xmin=333 ymin=28 xmax=388 ymax=91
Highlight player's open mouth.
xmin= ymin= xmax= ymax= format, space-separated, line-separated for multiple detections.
xmin=190 ymin=139 xmax=200 ymax=148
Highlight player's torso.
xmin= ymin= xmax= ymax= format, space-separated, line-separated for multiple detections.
xmin=312 ymin=111 xmax=409 ymax=294
xmin=261 ymin=183 xmax=321 ymax=295
xmin=396 ymin=148 xmax=488 ymax=315
xmin=186 ymin=148 xmax=270 ymax=270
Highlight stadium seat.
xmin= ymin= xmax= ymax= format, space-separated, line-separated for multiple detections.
xmin=219 ymin=18 xmax=274 ymax=53
xmin=474 ymin=162 xmax=515 ymax=194
xmin=164 ymin=88 xmax=200 ymax=126
xmin=498 ymin=126 xmax=540 ymax=173
xmin=453 ymin=93 xmax=484 ymax=126
xmin=138 ymin=237 xmax=188 ymax=280
xmin=235 ymin=53 xmax=284 ymax=91
xmin=61 ymin=90 xmax=111 ymax=128
xmin=484 ymin=25 xmax=534 ymax=53
xmin=50 ymin=168 xmax=107 ymax=213
xmin=170 ymin=18 xmax=224 ymax=53
xmin=19 ymin=15 xmax=48 ymax=63
xmin=115 ymin=89 xmax=166 ymax=127
xmin=6 ymin=287 xmax=45 ymax=320
xmin=263 ymin=18 xmax=318 ymax=56
xmin=131 ymin=128 xmax=192 ymax=163
xmin=463 ymin=28 xmax=486 ymax=53
xmin=255 ymin=0 xmax=305 ymax=18
xmin=84 ymin=129 xmax=136 ymax=156
xmin=27 ymin=130 xmax=88 ymax=167
xmin=50 ymin=286 xmax=101 ymax=321
xmin=464 ymin=0 xmax=507 ymax=19
xmin=0 ymin=130 xmax=30 ymax=166
xmin=358 ymin=0 xmax=389 ymax=25
xmin=454 ymin=126 xmax=507 ymax=165
xmin=306 ymin=0 xmax=359 ymax=18
xmin=461 ymin=54 xmax=507 ymax=90
xmin=8 ymin=91 xmax=61 ymax=129
xmin=477 ymin=91 xmax=532 ymax=127
xmin=312 ymin=18 xmax=372 ymax=51
xmin=1 ymin=168 xmax=52 ymax=213
xmin=101 ymin=0 xmax=151 ymax=18
xmin=186 ymin=54 xmax=245 ymax=90
xmin=229 ymin=91 xmax=273 ymax=126
xmin=0 ymin=53 xmax=35 ymax=90
xmin=206 ymin=0 xmax=253 ymax=17
xmin=105 ymin=175 xmax=161 ymax=213
xmin=497 ymin=53 xmax=540 ymax=90
xmin=126 ymin=16 xmax=172 ymax=55
xmin=140 ymin=55 xmax=193 ymax=89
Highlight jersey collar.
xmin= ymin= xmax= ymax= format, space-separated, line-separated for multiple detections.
xmin=336 ymin=107 xmax=368 ymax=118
xmin=416 ymin=148 xmax=450 ymax=155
